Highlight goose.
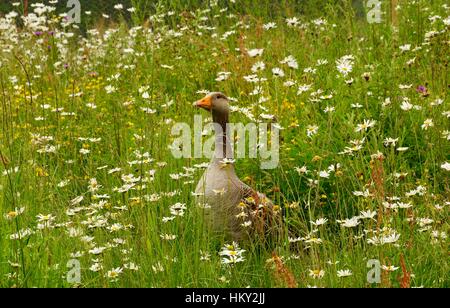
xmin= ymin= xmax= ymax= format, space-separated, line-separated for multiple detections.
xmin=194 ymin=92 xmax=282 ymax=242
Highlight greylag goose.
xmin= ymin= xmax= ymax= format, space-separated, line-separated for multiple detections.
xmin=194 ymin=92 xmax=282 ymax=242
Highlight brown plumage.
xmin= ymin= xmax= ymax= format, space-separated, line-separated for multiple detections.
xmin=194 ymin=92 xmax=282 ymax=242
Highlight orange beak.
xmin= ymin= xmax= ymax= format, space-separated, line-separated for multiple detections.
xmin=194 ymin=95 xmax=212 ymax=111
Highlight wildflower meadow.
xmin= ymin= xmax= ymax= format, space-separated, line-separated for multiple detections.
xmin=0 ymin=0 xmax=448 ymax=289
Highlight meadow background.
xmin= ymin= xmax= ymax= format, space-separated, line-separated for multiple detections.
xmin=0 ymin=0 xmax=448 ymax=288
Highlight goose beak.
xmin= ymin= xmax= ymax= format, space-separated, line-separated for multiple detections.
xmin=194 ymin=95 xmax=212 ymax=111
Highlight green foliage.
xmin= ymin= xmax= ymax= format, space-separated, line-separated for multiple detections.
xmin=0 ymin=0 xmax=448 ymax=288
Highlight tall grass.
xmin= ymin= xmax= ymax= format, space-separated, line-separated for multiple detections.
xmin=0 ymin=0 xmax=448 ymax=288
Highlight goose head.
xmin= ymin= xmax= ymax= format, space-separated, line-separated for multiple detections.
xmin=194 ymin=92 xmax=230 ymax=118
xmin=194 ymin=92 xmax=232 ymax=160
